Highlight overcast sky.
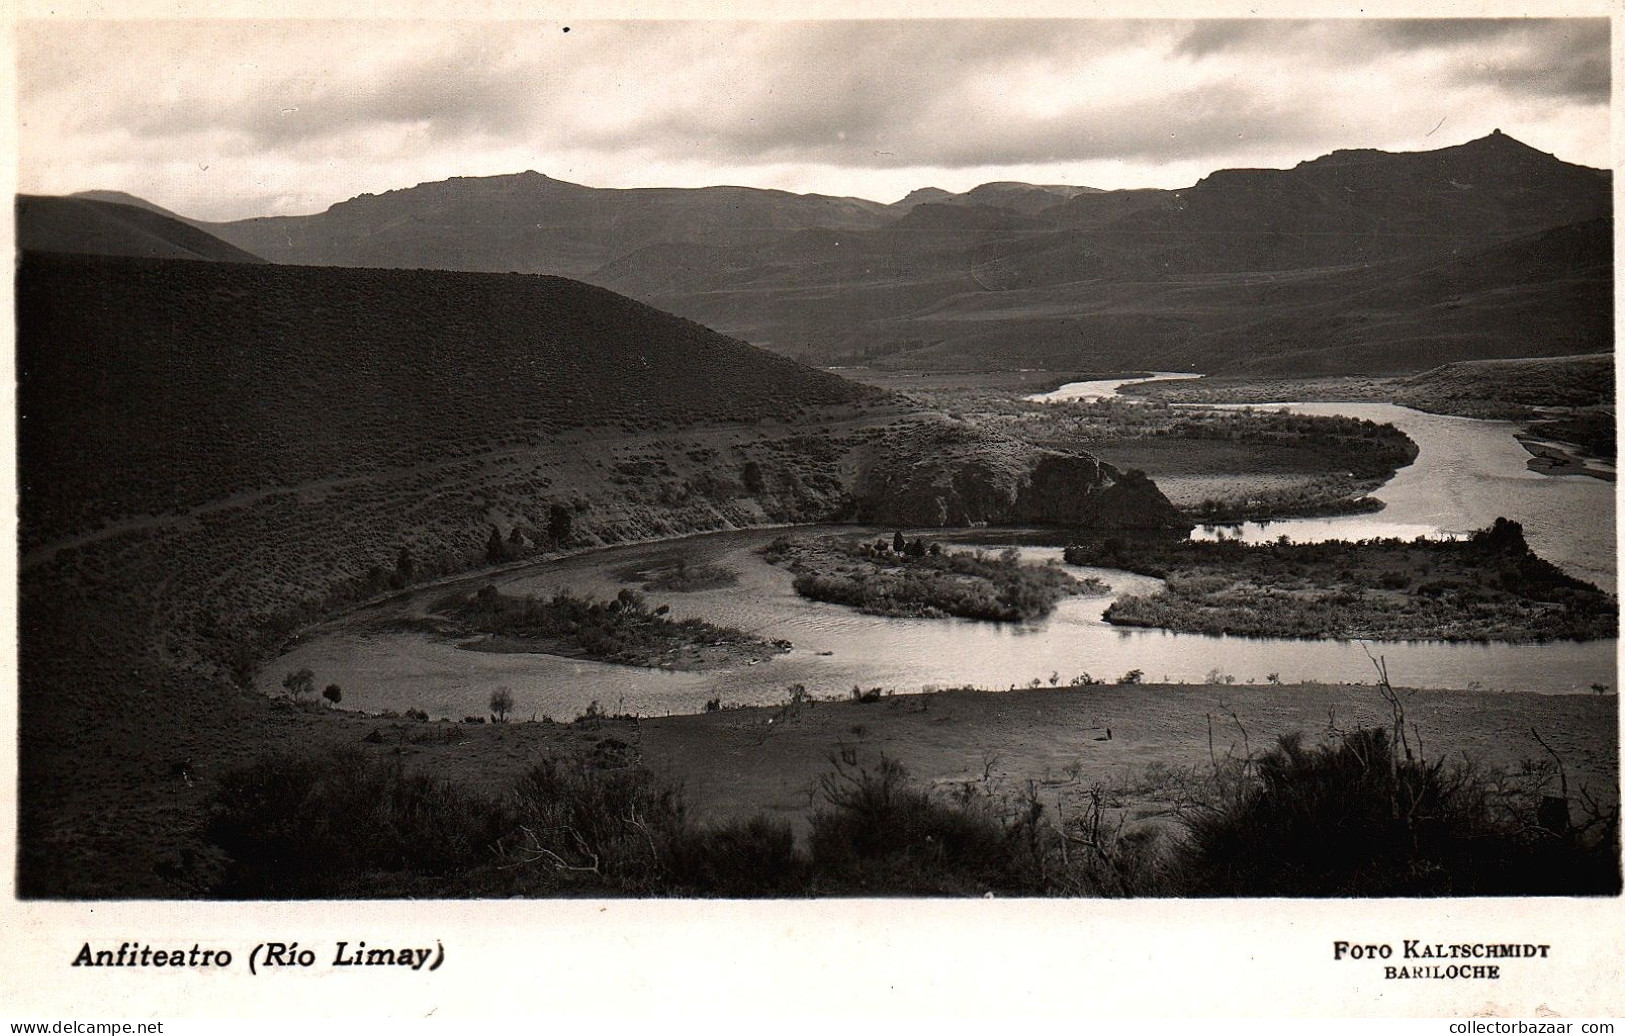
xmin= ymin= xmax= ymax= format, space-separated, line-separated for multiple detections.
xmin=15 ymin=17 xmax=1612 ymax=221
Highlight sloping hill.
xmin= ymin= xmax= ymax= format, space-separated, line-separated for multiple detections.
xmin=1204 ymin=217 xmax=1614 ymax=374
xmin=891 ymin=181 xmax=1102 ymax=215
xmin=69 ymin=189 xmax=191 ymax=220
xmin=17 ymin=252 xmax=874 ymax=549
xmin=1087 ymin=130 xmax=1610 ymax=276
xmin=17 ymin=195 xmax=267 ymax=264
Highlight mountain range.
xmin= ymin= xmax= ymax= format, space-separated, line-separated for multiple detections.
xmin=25 ymin=129 xmax=1612 ymax=375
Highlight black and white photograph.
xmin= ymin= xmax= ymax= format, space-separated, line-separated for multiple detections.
xmin=4 ymin=1 xmax=1621 ymax=1019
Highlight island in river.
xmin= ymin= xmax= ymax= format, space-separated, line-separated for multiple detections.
xmin=1066 ymin=518 xmax=1617 ymax=643
xmin=429 ymin=584 xmax=789 ymax=670
xmin=763 ymin=532 xmax=1108 ymax=622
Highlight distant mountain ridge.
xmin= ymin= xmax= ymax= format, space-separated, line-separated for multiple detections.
xmin=53 ymin=131 xmax=1612 ymax=374
xmin=199 ymin=171 xmax=895 ymax=279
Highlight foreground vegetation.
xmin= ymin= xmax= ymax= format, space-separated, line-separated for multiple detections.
xmin=203 ymin=709 xmax=1620 ymax=898
xmin=764 ymin=534 xmax=1103 ymax=622
xmin=1065 ymin=518 xmax=1616 ymax=642
xmin=432 ymin=585 xmax=787 ymax=669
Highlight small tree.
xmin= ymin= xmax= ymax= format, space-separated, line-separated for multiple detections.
xmin=548 ymin=503 xmax=573 ymax=545
xmin=282 ymin=667 xmax=315 ymax=699
xmin=486 ymin=525 xmax=507 ymax=564
xmin=323 ymin=684 xmax=343 ymax=707
xmin=614 ymin=587 xmax=647 ymax=614
xmin=490 ymin=686 xmax=515 ymax=724
xmin=394 ymin=546 xmax=415 ymax=587
xmin=892 ymin=530 xmax=906 ymax=553
xmin=1116 ymin=668 xmax=1144 ymax=685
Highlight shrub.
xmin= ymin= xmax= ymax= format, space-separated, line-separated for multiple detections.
xmin=281 ymin=667 xmax=315 ymax=699
xmin=502 ymin=755 xmax=687 ymax=893
xmin=205 ymin=748 xmax=509 ymax=898
xmin=665 ymin=816 xmax=803 ymax=896
xmin=489 ymin=686 xmax=515 ymax=723
xmin=806 ymin=756 xmax=1047 ymax=895
xmin=1168 ymin=727 xmax=1622 ymax=897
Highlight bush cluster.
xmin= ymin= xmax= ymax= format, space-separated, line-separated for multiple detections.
xmin=1172 ymin=727 xmax=1621 ymax=896
xmin=773 ymin=537 xmax=1102 ymax=622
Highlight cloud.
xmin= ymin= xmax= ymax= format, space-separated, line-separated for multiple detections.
xmin=15 ymin=17 xmax=1611 ymax=220
xmin=1369 ymin=19 xmax=1535 ymax=49
xmin=1434 ymin=20 xmax=1611 ymax=103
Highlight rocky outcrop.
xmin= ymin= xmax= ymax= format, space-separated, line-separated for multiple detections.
xmin=1014 ymin=457 xmax=1189 ymax=530
xmin=849 ymin=421 xmax=1190 ymax=532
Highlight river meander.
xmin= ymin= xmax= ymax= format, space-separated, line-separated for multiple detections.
xmin=262 ymin=380 xmax=1617 ymax=720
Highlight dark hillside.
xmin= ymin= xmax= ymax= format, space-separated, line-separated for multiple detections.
xmin=1098 ymin=131 xmax=1610 ymax=276
xmin=889 ymin=181 xmax=1102 ymax=216
xmin=69 ymin=190 xmax=191 ymax=220
xmin=17 ymin=252 xmax=874 ymax=549
xmin=17 ymin=195 xmax=267 ymax=264
xmin=1207 ymin=218 xmax=1614 ymax=374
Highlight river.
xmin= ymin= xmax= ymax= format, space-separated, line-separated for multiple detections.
xmin=1026 ymin=371 xmax=1202 ymax=402
xmin=259 ymin=384 xmax=1616 ymax=720
xmin=1187 ymin=402 xmax=1616 ymax=594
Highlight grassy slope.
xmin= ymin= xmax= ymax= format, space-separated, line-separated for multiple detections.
xmin=635 ymin=684 xmax=1617 ymax=857
xmin=605 ymin=221 xmax=1610 ymax=375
